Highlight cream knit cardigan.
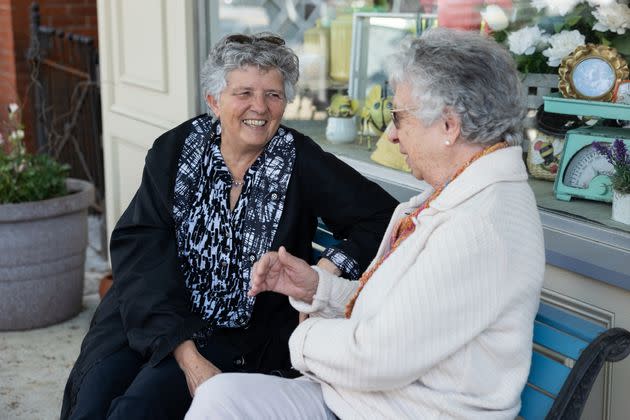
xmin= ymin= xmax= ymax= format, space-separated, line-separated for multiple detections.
xmin=289 ymin=146 xmax=545 ymax=419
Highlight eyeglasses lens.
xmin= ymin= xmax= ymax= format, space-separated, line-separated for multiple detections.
xmin=391 ymin=111 xmax=400 ymax=129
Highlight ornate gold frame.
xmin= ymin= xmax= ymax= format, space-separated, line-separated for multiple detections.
xmin=558 ymin=44 xmax=629 ymax=102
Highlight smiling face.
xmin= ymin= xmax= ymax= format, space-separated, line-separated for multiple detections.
xmin=207 ymin=65 xmax=287 ymax=153
xmin=387 ymin=81 xmax=448 ymax=185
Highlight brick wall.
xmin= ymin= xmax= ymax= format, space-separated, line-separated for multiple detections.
xmin=38 ymin=0 xmax=98 ymax=40
xmin=0 ymin=0 xmax=97 ymax=150
xmin=0 ymin=0 xmax=18 ymax=130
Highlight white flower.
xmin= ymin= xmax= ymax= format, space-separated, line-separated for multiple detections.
xmin=481 ymin=5 xmax=509 ymax=31
xmin=542 ymin=30 xmax=586 ymax=67
xmin=0 ymin=133 xmax=4 ymax=145
xmin=587 ymin=0 xmax=616 ymax=7
xmin=508 ymin=26 xmax=547 ymax=55
xmin=8 ymin=103 xmax=19 ymax=114
xmin=9 ymin=129 xmax=25 ymax=141
xmin=592 ymin=3 xmax=630 ymax=34
xmin=530 ymin=0 xmax=549 ymax=12
xmin=531 ymin=0 xmax=582 ymax=16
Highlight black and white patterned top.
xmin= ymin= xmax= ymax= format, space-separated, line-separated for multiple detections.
xmin=172 ymin=117 xmax=360 ymax=331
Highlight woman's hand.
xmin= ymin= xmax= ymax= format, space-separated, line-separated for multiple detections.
xmin=249 ymin=246 xmax=319 ymax=303
xmin=173 ymin=340 xmax=221 ymax=397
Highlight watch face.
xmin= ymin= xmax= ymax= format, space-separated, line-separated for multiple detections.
xmin=571 ymin=58 xmax=617 ymax=99
xmin=562 ymin=144 xmax=614 ymax=189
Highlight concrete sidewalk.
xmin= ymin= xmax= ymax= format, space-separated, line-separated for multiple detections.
xmin=0 ymin=217 xmax=109 ymax=420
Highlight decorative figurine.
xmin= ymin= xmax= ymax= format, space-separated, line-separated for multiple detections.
xmin=358 ymin=83 xmax=393 ymax=150
xmin=326 ymin=93 xmax=359 ymax=144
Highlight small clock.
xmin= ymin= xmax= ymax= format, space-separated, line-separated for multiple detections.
xmin=554 ymin=127 xmax=630 ymax=202
xmin=559 ymin=44 xmax=629 ymax=102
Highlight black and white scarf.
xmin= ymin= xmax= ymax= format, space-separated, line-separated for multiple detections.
xmin=173 ymin=117 xmax=296 ymax=328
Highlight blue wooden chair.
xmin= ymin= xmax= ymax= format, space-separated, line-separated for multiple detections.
xmin=519 ymin=303 xmax=630 ymax=419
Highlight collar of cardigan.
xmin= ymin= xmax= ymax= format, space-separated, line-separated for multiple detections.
xmin=410 ymin=146 xmax=527 ymax=212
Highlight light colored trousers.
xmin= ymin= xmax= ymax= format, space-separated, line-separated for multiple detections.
xmin=185 ymin=373 xmax=337 ymax=420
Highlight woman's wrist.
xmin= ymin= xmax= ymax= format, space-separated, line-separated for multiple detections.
xmin=300 ymin=267 xmax=320 ymax=304
xmin=316 ymin=257 xmax=342 ymax=276
xmin=173 ymin=340 xmax=201 ymax=370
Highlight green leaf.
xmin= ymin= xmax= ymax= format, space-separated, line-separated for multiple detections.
xmin=564 ymin=14 xmax=581 ymax=28
xmin=0 ymin=152 xmax=69 ymax=204
xmin=612 ymin=36 xmax=630 ymax=56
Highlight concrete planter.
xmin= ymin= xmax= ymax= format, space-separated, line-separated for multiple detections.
xmin=0 ymin=178 xmax=94 ymax=330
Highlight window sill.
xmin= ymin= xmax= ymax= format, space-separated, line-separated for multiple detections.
xmin=287 ymin=118 xmax=630 ymax=290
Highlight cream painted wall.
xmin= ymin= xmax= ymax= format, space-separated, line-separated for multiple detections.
xmin=97 ymin=0 xmax=198 ymax=239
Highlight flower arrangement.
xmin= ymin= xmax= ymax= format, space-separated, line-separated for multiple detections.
xmin=483 ymin=0 xmax=630 ymax=74
xmin=0 ymin=103 xmax=69 ymax=204
xmin=594 ymin=139 xmax=630 ymax=194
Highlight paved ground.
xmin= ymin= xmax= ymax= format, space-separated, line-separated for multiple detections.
xmin=0 ymin=217 xmax=109 ymax=420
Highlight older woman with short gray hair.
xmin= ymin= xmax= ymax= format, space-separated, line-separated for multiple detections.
xmin=187 ymin=28 xmax=544 ymax=420
xmin=388 ymin=27 xmax=526 ymax=148
xmin=61 ymin=33 xmax=396 ymax=420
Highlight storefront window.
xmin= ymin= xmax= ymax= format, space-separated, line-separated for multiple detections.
xmin=202 ymin=0 xmax=630 ymax=235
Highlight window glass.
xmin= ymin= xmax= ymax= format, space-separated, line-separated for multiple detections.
xmin=206 ymin=0 xmax=630 ymax=235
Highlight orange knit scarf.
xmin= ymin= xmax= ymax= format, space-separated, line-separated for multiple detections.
xmin=345 ymin=141 xmax=508 ymax=318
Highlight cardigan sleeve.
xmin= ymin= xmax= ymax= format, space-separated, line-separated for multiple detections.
xmin=110 ymin=131 xmax=204 ymax=367
xmin=295 ymin=135 xmax=398 ymax=278
xmin=288 ymin=212 xmax=521 ymax=391
xmin=288 ymin=266 xmax=359 ymax=318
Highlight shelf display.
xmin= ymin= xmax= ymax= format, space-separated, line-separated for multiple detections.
xmin=544 ymin=96 xmax=630 ymax=203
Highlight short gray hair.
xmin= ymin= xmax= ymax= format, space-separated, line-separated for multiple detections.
xmin=200 ymin=32 xmax=300 ymax=108
xmin=388 ymin=28 xmax=526 ymax=146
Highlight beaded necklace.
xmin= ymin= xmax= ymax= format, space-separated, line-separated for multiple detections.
xmin=345 ymin=141 xmax=508 ymax=318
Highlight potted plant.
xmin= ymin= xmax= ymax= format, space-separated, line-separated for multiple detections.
xmin=0 ymin=103 xmax=94 ymax=330
xmin=594 ymin=139 xmax=630 ymax=225
xmin=326 ymin=93 xmax=359 ymax=144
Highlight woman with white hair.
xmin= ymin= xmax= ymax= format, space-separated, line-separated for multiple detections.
xmin=186 ymin=28 xmax=545 ymax=420
xmin=60 ymin=33 xmax=397 ymax=419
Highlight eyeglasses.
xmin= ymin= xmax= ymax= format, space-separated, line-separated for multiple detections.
xmin=225 ymin=34 xmax=285 ymax=46
xmin=390 ymin=106 xmax=420 ymax=129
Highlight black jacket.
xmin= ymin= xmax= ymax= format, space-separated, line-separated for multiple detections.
xmin=61 ymin=117 xmax=398 ymax=418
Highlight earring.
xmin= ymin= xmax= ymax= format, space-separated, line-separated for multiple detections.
xmin=444 ymin=140 xmax=451 ymax=146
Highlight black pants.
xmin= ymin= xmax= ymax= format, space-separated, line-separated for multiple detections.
xmin=68 ymin=342 xmax=241 ymax=420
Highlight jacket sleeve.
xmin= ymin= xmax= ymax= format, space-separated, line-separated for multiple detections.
xmin=296 ymin=136 xmax=398 ymax=277
xmin=288 ymin=212 xmax=532 ymax=391
xmin=109 ymin=135 xmax=204 ymax=366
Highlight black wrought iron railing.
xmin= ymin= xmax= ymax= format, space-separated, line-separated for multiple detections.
xmin=27 ymin=2 xmax=104 ymax=212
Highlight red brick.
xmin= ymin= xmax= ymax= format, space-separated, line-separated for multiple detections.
xmin=1 ymin=0 xmax=97 ymax=150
